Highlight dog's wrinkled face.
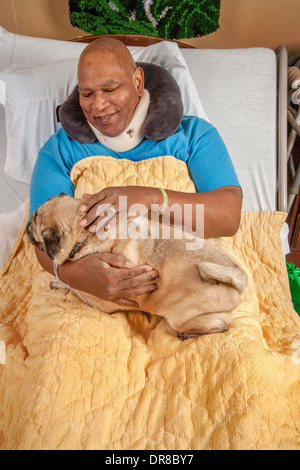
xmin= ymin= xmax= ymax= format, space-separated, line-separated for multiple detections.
xmin=27 ymin=194 xmax=85 ymax=263
xmin=27 ymin=218 xmax=61 ymax=259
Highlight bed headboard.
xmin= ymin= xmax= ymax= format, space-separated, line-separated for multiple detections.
xmin=71 ymin=33 xmax=195 ymax=48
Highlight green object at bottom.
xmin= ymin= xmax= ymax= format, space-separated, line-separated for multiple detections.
xmin=286 ymin=262 xmax=300 ymax=315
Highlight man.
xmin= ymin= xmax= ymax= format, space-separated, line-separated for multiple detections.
xmin=30 ymin=38 xmax=242 ymax=307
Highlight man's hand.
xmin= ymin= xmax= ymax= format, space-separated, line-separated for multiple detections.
xmin=78 ymin=187 xmax=161 ymax=232
xmin=57 ymin=252 xmax=159 ymax=307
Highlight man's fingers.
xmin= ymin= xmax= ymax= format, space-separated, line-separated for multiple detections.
xmin=79 ymin=191 xmax=106 ymax=212
xmin=108 ymin=265 xmax=159 ymax=305
xmin=94 ymin=208 xmax=119 ymax=233
xmin=118 ymin=266 xmax=159 ymax=290
xmin=80 ymin=202 xmax=117 ymax=230
xmin=121 ymin=283 xmax=158 ymax=298
xmin=97 ymin=252 xmax=135 ymax=269
xmin=114 ymin=297 xmax=139 ymax=307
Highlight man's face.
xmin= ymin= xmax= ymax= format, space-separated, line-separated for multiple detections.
xmin=78 ymin=56 xmax=144 ymax=138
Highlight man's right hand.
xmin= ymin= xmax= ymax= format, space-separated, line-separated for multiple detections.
xmin=57 ymin=252 xmax=159 ymax=307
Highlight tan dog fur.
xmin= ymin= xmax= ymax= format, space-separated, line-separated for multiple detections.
xmin=27 ymin=194 xmax=247 ymax=339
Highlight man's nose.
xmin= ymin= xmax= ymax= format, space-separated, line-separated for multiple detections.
xmin=92 ymin=93 xmax=109 ymax=112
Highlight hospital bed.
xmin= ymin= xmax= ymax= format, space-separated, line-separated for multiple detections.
xmin=0 ymin=28 xmax=299 ymax=450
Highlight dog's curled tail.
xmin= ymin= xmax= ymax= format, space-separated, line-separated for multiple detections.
xmin=197 ymin=261 xmax=248 ymax=293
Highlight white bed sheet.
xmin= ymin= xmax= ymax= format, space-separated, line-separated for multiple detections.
xmin=183 ymin=48 xmax=277 ymax=213
xmin=0 ymin=105 xmax=29 ymax=214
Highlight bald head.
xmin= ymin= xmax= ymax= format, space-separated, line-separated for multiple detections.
xmin=78 ymin=37 xmax=137 ymax=75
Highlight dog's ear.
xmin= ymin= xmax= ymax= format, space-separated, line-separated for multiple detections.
xmin=197 ymin=261 xmax=247 ymax=293
xmin=42 ymin=227 xmax=61 ymax=260
xmin=47 ymin=192 xmax=67 ymax=201
xmin=26 ymin=221 xmax=36 ymax=246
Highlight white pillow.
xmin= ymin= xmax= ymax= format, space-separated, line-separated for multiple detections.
xmin=0 ymin=28 xmax=208 ymax=184
xmin=129 ymin=41 xmax=207 ymax=121
xmin=0 ymin=59 xmax=79 ymax=183
xmin=0 ymin=26 xmax=86 ymax=71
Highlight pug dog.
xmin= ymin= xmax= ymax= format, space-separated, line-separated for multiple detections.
xmin=27 ymin=194 xmax=247 ymax=339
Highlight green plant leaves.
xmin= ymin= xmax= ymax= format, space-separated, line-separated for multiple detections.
xmin=69 ymin=0 xmax=221 ymax=39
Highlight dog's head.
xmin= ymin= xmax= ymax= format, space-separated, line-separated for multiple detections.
xmin=27 ymin=194 xmax=87 ymax=264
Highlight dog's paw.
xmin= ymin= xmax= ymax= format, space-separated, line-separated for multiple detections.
xmin=177 ymin=331 xmax=200 ymax=341
xmin=50 ymin=277 xmax=68 ymax=290
xmin=50 ymin=278 xmax=59 ymax=290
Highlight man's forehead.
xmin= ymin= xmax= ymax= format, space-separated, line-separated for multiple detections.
xmin=78 ymin=79 xmax=119 ymax=91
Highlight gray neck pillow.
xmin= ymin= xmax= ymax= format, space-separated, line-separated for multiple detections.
xmin=58 ymin=62 xmax=183 ymax=143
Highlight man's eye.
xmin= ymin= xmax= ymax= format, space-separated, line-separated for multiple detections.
xmin=104 ymin=87 xmax=118 ymax=93
xmin=82 ymin=92 xmax=92 ymax=98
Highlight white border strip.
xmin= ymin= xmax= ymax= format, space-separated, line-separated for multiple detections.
xmin=0 ymin=340 xmax=6 ymax=365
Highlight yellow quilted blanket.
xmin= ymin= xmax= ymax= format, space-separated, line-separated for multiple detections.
xmin=0 ymin=155 xmax=300 ymax=450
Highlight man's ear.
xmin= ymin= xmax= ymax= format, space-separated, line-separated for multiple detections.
xmin=133 ymin=66 xmax=144 ymax=97
xmin=42 ymin=227 xmax=61 ymax=260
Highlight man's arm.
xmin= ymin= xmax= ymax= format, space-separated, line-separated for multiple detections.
xmin=164 ymin=185 xmax=242 ymax=238
xmin=35 ymin=247 xmax=159 ymax=307
xmin=78 ymin=184 xmax=242 ymax=239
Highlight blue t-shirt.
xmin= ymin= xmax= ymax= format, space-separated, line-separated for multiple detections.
xmin=29 ymin=116 xmax=240 ymax=216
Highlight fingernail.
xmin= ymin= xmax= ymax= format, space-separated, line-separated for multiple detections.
xmin=144 ymin=266 xmax=153 ymax=271
xmin=79 ymin=218 xmax=87 ymax=226
xmin=89 ymin=225 xmax=97 ymax=232
xmin=79 ymin=205 xmax=87 ymax=211
xmin=150 ymin=284 xmax=157 ymax=291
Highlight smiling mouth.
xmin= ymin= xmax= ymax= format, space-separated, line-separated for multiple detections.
xmin=95 ymin=113 xmax=116 ymax=124
xmin=90 ymin=111 xmax=122 ymax=137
